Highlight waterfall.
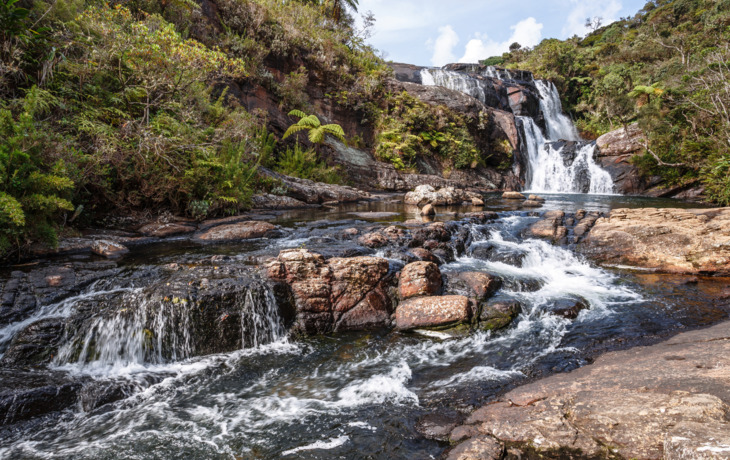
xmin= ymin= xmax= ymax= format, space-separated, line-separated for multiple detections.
xmin=419 ymin=66 xmax=614 ymax=194
xmin=53 ymin=281 xmax=285 ymax=372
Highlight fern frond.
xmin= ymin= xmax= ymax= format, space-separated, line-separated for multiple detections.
xmin=323 ymin=124 xmax=346 ymax=142
xmin=288 ymin=109 xmax=307 ymax=119
xmin=282 ymin=124 xmax=309 ymax=140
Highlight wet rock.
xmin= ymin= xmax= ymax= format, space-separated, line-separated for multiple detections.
xmin=468 ymin=243 xmax=526 ymax=267
xmin=409 ymin=248 xmax=440 ymax=264
xmin=573 ymin=211 xmax=601 ymax=238
xmin=444 ymin=272 xmax=501 ymax=301
xmin=0 ymin=318 xmax=65 ymax=367
xmin=471 ymin=197 xmax=484 ymax=206
xmin=197 ymin=221 xmax=278 ymax=241
xmin=549 ymin=297 xmax=589 ymax=319
xmin=0 ymin=369 xmax=85 ymax=425
xmin=526 ymin=210 xmax=566 ymax=242
xmin=431 ymin=247 xmax=456 ymax=264
xmin=0 ymin=262 xmax=119 ymax=327
xmin=416 ymin=411 xmax=465 ymax=442
xmin=463 ymin=212 xmax=499 ymax=223
xmin=595 ymin=124 xmax=649 ymax=195
xmin=420 ymin=204 xmax=435 ymax=216
xmin=445 ymin=436 xmax=503 ymax=460
xmin=480 ymin=300 xmax=521 ymax=331
xmin=267 ymin=249 xmax=394 ymax=334
xmin=411 ymin=222 xmax=451 ymax=246
xmin=395 ymin=295 xmax=472 ymax=330
xmin=358 ymin=226 xmax=408 ymax=249
xmin=527 ymin=194 xmax=545 ymax=202
xmin=503 ymin=278 xmax=543 ymax=292
xmin=79 ymin=380 xmax=137 ymax=412
xmin=501 ymin=191 xmax=525 ymax=200
xmin=342 ymin=228 xmax=359 ymax=237
xmin=399 ymin=262 xmax=442 ymax=300
xmin=137 ymin=222 xmax=196 ymax=237
xmin=581 ymin=208 xmax=730 ymax=275
xmin=91 ymin=240 xmax=129 ymax=258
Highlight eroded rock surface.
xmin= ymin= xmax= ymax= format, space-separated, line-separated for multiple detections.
xmin=266 ymin=249 xmax=394 ymax=334
xmin=395 ymin=295 xmax=472 ymax=330
xmin=197 ymin=221 xmax=279 ymax=241
xmin=581 ymin=207 xmax=730 ymax=274
xmin=447 ymin=320 xmax=730 ymax=459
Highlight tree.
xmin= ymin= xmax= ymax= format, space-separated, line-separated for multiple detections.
xmin=585 ymin=16 xmax=603 ymax=32
xmin=327 ymin=0 xmax=358 ymax=22
xmin=283 ymin=110 xmax=346 ymax=144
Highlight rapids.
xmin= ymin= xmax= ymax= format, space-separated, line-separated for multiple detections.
xmin=1 ymin=196 xmax=727 ymax=459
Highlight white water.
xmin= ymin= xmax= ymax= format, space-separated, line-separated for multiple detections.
xmin=420 ymin=66 xmax=614 ymax=194
xmin=0 ymin=214 xmax=647 ymax=459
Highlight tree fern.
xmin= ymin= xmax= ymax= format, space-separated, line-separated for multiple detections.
xmin=283 ymin=110 xmax=346 ymax=144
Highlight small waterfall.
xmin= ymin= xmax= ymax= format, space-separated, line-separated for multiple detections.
xmin=419 ymin=65 xmax=614 ymax=194
xmin=53 ymin=281 xmax=285 ymax=371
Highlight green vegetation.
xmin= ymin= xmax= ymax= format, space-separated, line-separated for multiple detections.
xmin=483 ymin=0 xmax=730 ymax=203
xmin=375 ymin=91 xmax=482 ymax=171
xmin=0 ymin=0 xmax=384 ymax=258
xmin=283 ymin=110 xmax=346 ymax=144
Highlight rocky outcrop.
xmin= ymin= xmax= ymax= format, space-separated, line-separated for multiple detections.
xmin=594 ymin=123 xmax=650 ymax=195
xmin=404 ymin=185 xmax=482 ymax=206
xmin=581 ymin=208 xmax=730 ymax=274
xmin=266 ymin=249 xmax=395 ymax=334
xmin=138 ymin=222 xmax=196 ymax=237
xmin=395 ymin=295 xmax=472 ymax=330
xmin=447 ymin=320 xmax=730 ymax=459
xmin=259 ymin=168 xmax=369 ymax=204
xmin=526 ymin=210 xmax=567 ymax=242
xmin=197 ymin=221 xmax=279 ymax=241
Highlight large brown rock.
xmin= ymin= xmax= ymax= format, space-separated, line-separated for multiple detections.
xmin=91 ymin=240 xmax=129 ymax=258
xmin=445 ymin=272 xmax=501 ymax=301
xmin=266 ymin=249 xmax=394 ymax=333
xmin=138 ymin=222 xmax=196 ymax=237
xmin=448 ymin=320 xmax=730 ymax=459
xmin=399 ymin=262 xmax=442 ymax=299
xmin=526 ymin=210 xmax=566 ymax=242
xmin=197 ymin=221 xmax=278 ymax=241
xmin=395 ymin=295 xmax=472 ymax=330
xmin=581 ymin=208 xmax=730 ymax=274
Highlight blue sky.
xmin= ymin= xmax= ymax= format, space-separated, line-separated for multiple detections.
xmin=357 ymin=0 xmax=649 ymax=66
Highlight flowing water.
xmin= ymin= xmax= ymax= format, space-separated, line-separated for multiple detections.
xmin=420 ymin=66 xmax=615 ymax=194
xmin=0 ymin=196 xmax=727 ymax=459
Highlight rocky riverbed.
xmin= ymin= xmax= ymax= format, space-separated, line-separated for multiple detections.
xmin=1 ymin=192 xmax=729 ymax=459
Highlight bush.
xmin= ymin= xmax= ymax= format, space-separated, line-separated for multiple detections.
xmin=275 ymin=143 xmax=343 ymax=184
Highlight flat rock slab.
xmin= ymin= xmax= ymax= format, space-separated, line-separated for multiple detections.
xmin=197 ymin=221 xmax=278 ymax=241
xmin=581 ymin=207 xmax=730 ymax=274
xmin=449 ymin=320 xmax=730 ymax=459
xmin=396 ymin=295 xmax=471 ymax=330
xmin=138 ymin=222 xmax=196 ymax=237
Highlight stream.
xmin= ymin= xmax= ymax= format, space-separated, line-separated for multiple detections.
xmin=1 ymin=194 xmax=728 ymax=459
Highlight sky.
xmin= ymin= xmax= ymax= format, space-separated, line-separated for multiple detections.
xmin=356 ymin=0 xmax=649 ymax=66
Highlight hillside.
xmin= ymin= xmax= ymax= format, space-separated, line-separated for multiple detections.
xmin=489 ymin=0 xmax=730 ymax=204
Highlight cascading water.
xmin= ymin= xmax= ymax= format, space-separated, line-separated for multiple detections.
xmin=50 ymin=280 xmax=286 ymax=374
xmin=420 ymin=66 xmax=615 ymax=194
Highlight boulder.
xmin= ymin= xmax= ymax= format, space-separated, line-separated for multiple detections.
xmin=267 ymin=249 xmax=394 ymax=334
xmin=581 ymin=208 xmax=730 ymax=275
xmin=197 ymin=221 xmax=278 ymax=241
xmin=358 ymin=226 xmax=408 ymax=249
xmin=405 ymin=185 xmax=468 ymax=206
xmin=501 ymin=191 xmax=525 ymax=200
xmin=444 ymin=272 xmax=501 ymax=301
xmin=91 ymin=240 xmax=129 ymax=258
xmin=480 ymin=300 xmax=521 ymax=331
xmin=399 ymin=262 xmax=442 ymax=300
xmin=0 ymin=318 xmax=65 ymax=367
xmin=409 ymin=248 xmax=440 ymax=264
xmin=420 ymin=204 xmax=435 ymax=216
xmin=528 ymin=194 xmax=545 ymax=202
xmin=595 ymin=124 xmax=649 ymax=195
xmin=469 ymin=243 xmax=527 ymax=267
xmin=549 ymin=296 xmax=588 ymax=319
xmin=0 ymin=369 xmax=85 ymax=425
xmin=521 ymin=199 xmax=542 ymax=207
xmin=526 ymin=210 xmax=566 ymax=242
xmin=395 ymin=295 xmax=472 ymax=330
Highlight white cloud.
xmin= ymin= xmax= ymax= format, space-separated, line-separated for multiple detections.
xmin=458 ymin=17 xmax=543 ymax=63
xmin=428 ymin=25 xmax=460 ymax=66
xmin=562 ymin=0 xmax=623 ymax=37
